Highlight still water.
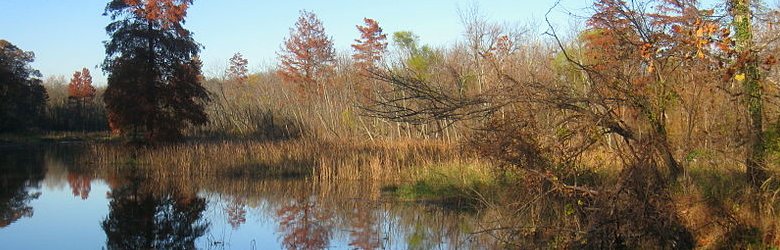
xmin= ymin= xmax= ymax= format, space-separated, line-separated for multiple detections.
xmin=0 ymin=145 xmax=493 ymax=249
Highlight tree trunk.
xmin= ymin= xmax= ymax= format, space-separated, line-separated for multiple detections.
xmin=733 ymin=0 xmax=767 ymax=186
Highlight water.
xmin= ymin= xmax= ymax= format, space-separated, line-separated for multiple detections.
xmin=0 ymin=145 xmax=494 ymax=249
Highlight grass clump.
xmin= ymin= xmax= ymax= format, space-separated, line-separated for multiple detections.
xmin=393 ymin=162 xmax=500 ymax=210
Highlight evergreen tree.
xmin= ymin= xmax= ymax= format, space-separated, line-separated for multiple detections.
xmin=102 ymin=0 xmax=210 ymax=142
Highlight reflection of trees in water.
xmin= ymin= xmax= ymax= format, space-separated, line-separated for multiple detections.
xmin=76 ymin=149 xmax=499 ymax=249
xmin=102 ymin=170 xmax=208 ymax=250
xmin=225 ymin=196 xmax=247 ymax=229
xmin=208 ymin=178 xmax=486 ymax=249
xmin=0 ymin=188 xmax=40 ymax=228
xmin=277 ymin=196 xmax=333 ymax=249
xmin=67 ymin=172 xmax=92 ymax=199
xmin=42 ymin=145 xmax=96 ymax=199
xmin=348 ymin=203 xmax=381 ymax=250
xmin=393 ymin=208 xmax=478 ymax=249
xmin=0 ymin=148 xmax=45 ymax=228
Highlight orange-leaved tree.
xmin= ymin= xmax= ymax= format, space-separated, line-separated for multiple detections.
xmin=277 ymin=10 xmax=335 ymax=95
xmin=68 ymin=67 xmax=97 ymax=130
xmin=575 ymin=0 xmax=737 ymax=179
xmin=351 ymin=18 xmax=387 ymax=72
xmin=68 ymin=68 xmax=96 ymax=101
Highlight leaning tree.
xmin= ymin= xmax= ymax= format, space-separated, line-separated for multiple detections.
xmin=102 ymin=0 xmax=210 ymax=142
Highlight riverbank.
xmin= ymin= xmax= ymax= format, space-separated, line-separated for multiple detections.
xmin=4 ymin=133 xmax=779 ymax=248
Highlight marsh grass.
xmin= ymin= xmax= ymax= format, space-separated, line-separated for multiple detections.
xmin=391 ymin=161 xmax=498 ymax=210
xmin=79 ymin=138 xmax=460 ymax=182
xmin=671 ymin=160 xmax=780 ymax=248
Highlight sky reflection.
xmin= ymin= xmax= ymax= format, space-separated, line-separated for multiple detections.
xmin=0 ymin=146 xmax=488 ymax=249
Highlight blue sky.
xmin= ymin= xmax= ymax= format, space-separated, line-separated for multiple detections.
xmin=0 ymin=0 xmax=590 ymax=85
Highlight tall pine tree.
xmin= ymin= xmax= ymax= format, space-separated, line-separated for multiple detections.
xmin=102 ymin=0 xmax=210 ymax=142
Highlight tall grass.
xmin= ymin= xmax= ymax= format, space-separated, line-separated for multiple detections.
xmin=672 ymin=160 xmax=780 ymax=248
xmin=79 ymin=137 xmax=463 ymax=182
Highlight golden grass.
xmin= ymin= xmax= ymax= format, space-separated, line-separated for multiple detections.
xmin=79 ymin=138 xmax=464 ymax=182
xmin=68 ymin=133 xmax=780 ymax=248
xmin=671 ymin=159 xmax=780 ymax=248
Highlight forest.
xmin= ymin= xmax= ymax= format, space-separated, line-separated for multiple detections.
xmin=3 ymin=0 xmax=780 ymax=249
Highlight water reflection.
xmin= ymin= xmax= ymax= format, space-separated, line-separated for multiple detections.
xmin=277 ymin=196 xmax=333 ymax=249
xmin=102 ymin=168 xmax=209 ymax=250
xmin=0 ymin=148 xmax=45 ymax=228
xmin=67 ymin=172 xmax=92 ymax=200
xmin=347 ymin=203 xmax=381 ymax=249
xmin=0 ymin=145 xmax=501 ymax=249
xmin=224 ymin=197 xmax=247 ymax=229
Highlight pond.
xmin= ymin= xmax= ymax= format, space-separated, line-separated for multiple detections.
xmin=0 ymin=144 xmax=499 ymax=249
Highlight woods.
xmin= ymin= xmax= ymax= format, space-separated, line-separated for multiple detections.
xmin=3 ymin=0 xmax=780 ymax=248
xmin=0 ymin=40 xmax=47 ymax=133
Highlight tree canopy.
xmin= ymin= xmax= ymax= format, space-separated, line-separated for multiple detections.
xmin=352 ymin=18 xmax=388 ymax=71
xmin=102 ymin=0 xmax=210 ymax=142
xmin=277 ymin=10 xmax=336 ymax=93
xmin=0 ymin=40 xmax=47 ymax=133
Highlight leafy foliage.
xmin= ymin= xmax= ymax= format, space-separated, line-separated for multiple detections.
xmin=392 ymin=31 xmax=440 ymax=76
xmin=277 ymin=10 xmax=335 ymax=93
xmin=0 ymin=40 xmax=48 ymax=132
xmin=102 ymin=0 xmax=210 ymax=142
xmin=351 ymin=18 xmax=388 ymax=71
xmin=68 ymin=68 xmax=96 ymax=101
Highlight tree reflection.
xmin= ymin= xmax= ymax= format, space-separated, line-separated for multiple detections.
xmin=102 ymin=170 xmax=208 ymax=250
xmin=0 ymin=148 xmax=45 ymax=228
xmin=225 ymin=196 xmax=247 ymax=229
xmin=67 ymin=172 xmax=92 ymax=200
xmin=348 ymin=204 xmax=381 ymax=250
xmin=276 ymin=196 xmax=333 ymax=249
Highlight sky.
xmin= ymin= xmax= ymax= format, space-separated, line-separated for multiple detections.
xmin=0 ymin=0 xmax=591 ymax=85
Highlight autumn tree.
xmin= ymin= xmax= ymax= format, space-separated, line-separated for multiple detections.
xmin=458 ymin=4 xmax=519 ymax=93
xmin=352 ymin=18 xmax=388 ymax=71
xmin=68 ymin=68 xmax=96 ymax=101
xmin=68 ymin=68 xmax=97 ymax=130
xmin=0 ymin=40 xmax=47 ymax=132
xmin=277 ymin=10 xmax=336 ymax=94
xmin=363 ymin=0 xmax=734 ymax=247
xmin=226 ymin=52 xmax=248 ymax=84
xmin=102 ymin=0 xmax=210 ymax=142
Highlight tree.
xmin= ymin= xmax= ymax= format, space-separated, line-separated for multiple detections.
xmin=277 ymin=10 xmax=336 ymax=93
xmin=731 ymin=0 xmax=767 ymax=186
xmin=102 ymin=0 xmax=210 ymax=142
xmin=363 ymin=0 xmax=728 ymax=247
xmin=392 ymin=31 xmax=439 ymax=77
xmin=68 ymin=68 xmax=96 ymax=101
xmin=68 ymin=68 xmax=97 ymax=130
xmin=352 ymin=18 xmax=388 ymax=71
xmin=0 ymin=40 xmax=48 ymax=132
xmin=226 ymin=52 xmax=248 ymax=84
